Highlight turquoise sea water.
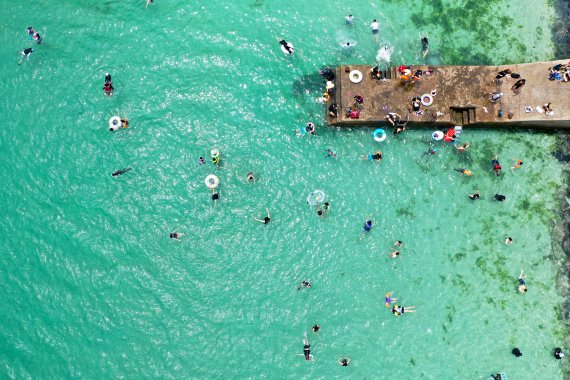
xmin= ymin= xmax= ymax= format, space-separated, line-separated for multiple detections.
xmin=1 ymin=1 xmax=569 ymax=378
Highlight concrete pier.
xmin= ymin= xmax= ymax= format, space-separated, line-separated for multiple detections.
xmin=326 ymin=60 xmax=570 ymax=129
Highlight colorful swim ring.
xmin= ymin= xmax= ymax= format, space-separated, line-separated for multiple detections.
xmin=211 ymin=149 xmax=220 ymax=158
xmin=307 ymin=190 xmax=326 ymax=206
xmin=373 ymin=128 xmax=387 ymax=142
xmin=109 ymin=116 xmax=121 ymax=131
xmin=205 ymin=174 xmax=220 ymax=189
xmin=421 ymin=93 xmax=434 ymax=107
xmin=349 ymin=70 xmax=363 ymax=83
xmin=432 ymin=131 xmax=443 ymax=141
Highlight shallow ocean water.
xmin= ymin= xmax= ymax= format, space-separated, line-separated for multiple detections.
xmin=0 ymin=1 xmax=569 ymax=379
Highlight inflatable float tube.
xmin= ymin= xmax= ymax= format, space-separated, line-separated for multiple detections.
xmin=205 ymin=174 xmax=220 ymax=189
xmin=109 ymin=116 xmax=122 ymax=131
xmin=373 ymin=128 xmax=387 ymax=142
xmin=307 ymin=190 xmax=326 ymax=206
xmin=421 ymin=93 xmax=433 ymax=107
xmin=349 ymin=70 xmax=363 ymax=83
xmin=281 ymin=43 xmax=294 ymax=55
xmin=432 ymin=131 xmax=443 ymax=141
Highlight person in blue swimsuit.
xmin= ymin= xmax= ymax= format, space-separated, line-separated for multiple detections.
xmin=518 ymin=269 xmax=527 ymax=293
xmin=363 ymin=220 xmax=373 ymax=232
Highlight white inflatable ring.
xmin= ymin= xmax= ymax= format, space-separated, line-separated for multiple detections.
xmin=109 ymin=116 xmax=121 ymax=131
xmin=373 ymin=128 xmax=387 ymax=142
xmin=205 ymin=175 xmax=220 ymax=189
xmin=421 ymin=93 xmax=434 ymax=107
xmin=349 ymin=70 xmax=363 ymax=83
xmin=432 ymin=131 xmax=443 ymax=141
xmin=307 ymin=190 xmax=326 ymax=206
xmin=211 ymin=149 xmax=220 ymax=158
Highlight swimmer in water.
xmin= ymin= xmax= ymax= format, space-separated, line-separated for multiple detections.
xmin=18 ymin=48 xmax=33 ymax=65
xmin=198 ymin=157 xmax=205 ymax=165
xmin=120 ymin=118 xmax=129 ymax=128
xmin=362 ymin=220 xmax=373 ymax=232
xmin=370 ymin=19 xmax=379 ymax=34
xmin=297 ymin=280 xmax=311 ymax=290
xmin=345 ymin=15 xmax=353 ymax=24
xmin=511 ymin=159 xmax=523 ymax=172
xmin=494 ymin=194 xmax=506 ymax=202
xmin=468 ymin=192 xmax=480 ymax=200
xmin=425 ymin=147 xmax=437 ymax=155
xmin=394 ymin=240 xmax=403 ymax=247
xmin=392 ymin=304 xmax=416 ymax=316
xmin=454 ymin=168 xmax=472 ymax=176
xmin=338 ymin=357 xmax=350 ymax=366
xmin=455 ymin=143 xmax=470 ymax=152
xmin=389 ymin=250 xmax=400 ymax=258
xmin=105 ymin=73 xmax=112 ymax=84
xmin=385 ymin=292 xmax=398 ymax=307
xmin=27 ymin=27 xmax=35 ymax=37
xmin=554 ymin=348 xmax=565 ymax=359
xmin=364 ymin=151 xmax=382 ymax=162
xmin=341 ymin=41 xmax=357 ymax=48
xmin=324 ymin=148 xmax=337 ymax=158
xmin=394 ymin=123 xmax=407 ymax=135
xmin=211 ymin=190 xmax=220 ymax=206
xmin=169 ymin=229 xmax=184 ymax=240
xmin=505 ymin=237 xmax=513 ymax=245
xmin=278 ymin=39 xmax=294 ymax=54
xmin=312 ymin=325 xmax=320 ymax=334
xmin=421 ymin=35 xmax=429 ymax=58
xmin=253 ymin=208 xmax=271 ymax=224
xmin=146 ymin=0 xmax=154 ymax=9
xmin=294 ymin=122 xmax=316 ymax=137
xmin=491 ymin=157 xmax=502 ymax=176
xmin=112 ymin=167 xmax=131 ymax=177
xmin=247 ymin=172 xmax=255 ymax=182
xmin=103 ymin=82 xmax=114 ymax=96
xmin=32 ymin=32 xmax=42 ymax=44
xmin=518 ymin=269 xmax=527 ymax=293
xmin=298 ymin=332 xmax=314 ymax=361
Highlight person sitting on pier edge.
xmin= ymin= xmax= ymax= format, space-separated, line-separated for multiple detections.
xmin=353 ymin=95 xmax=364 ymax=106
xmin=328 ymin=103 xmax=338 ymax=118
xmin=385 ymin=112 xmax=401 ymax=126
xmin=370 ymin=66 xmax=383 ymax=80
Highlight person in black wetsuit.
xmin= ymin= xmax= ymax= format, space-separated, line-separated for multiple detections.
xmin=112 ymin=167 xmax=131 ymax=177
